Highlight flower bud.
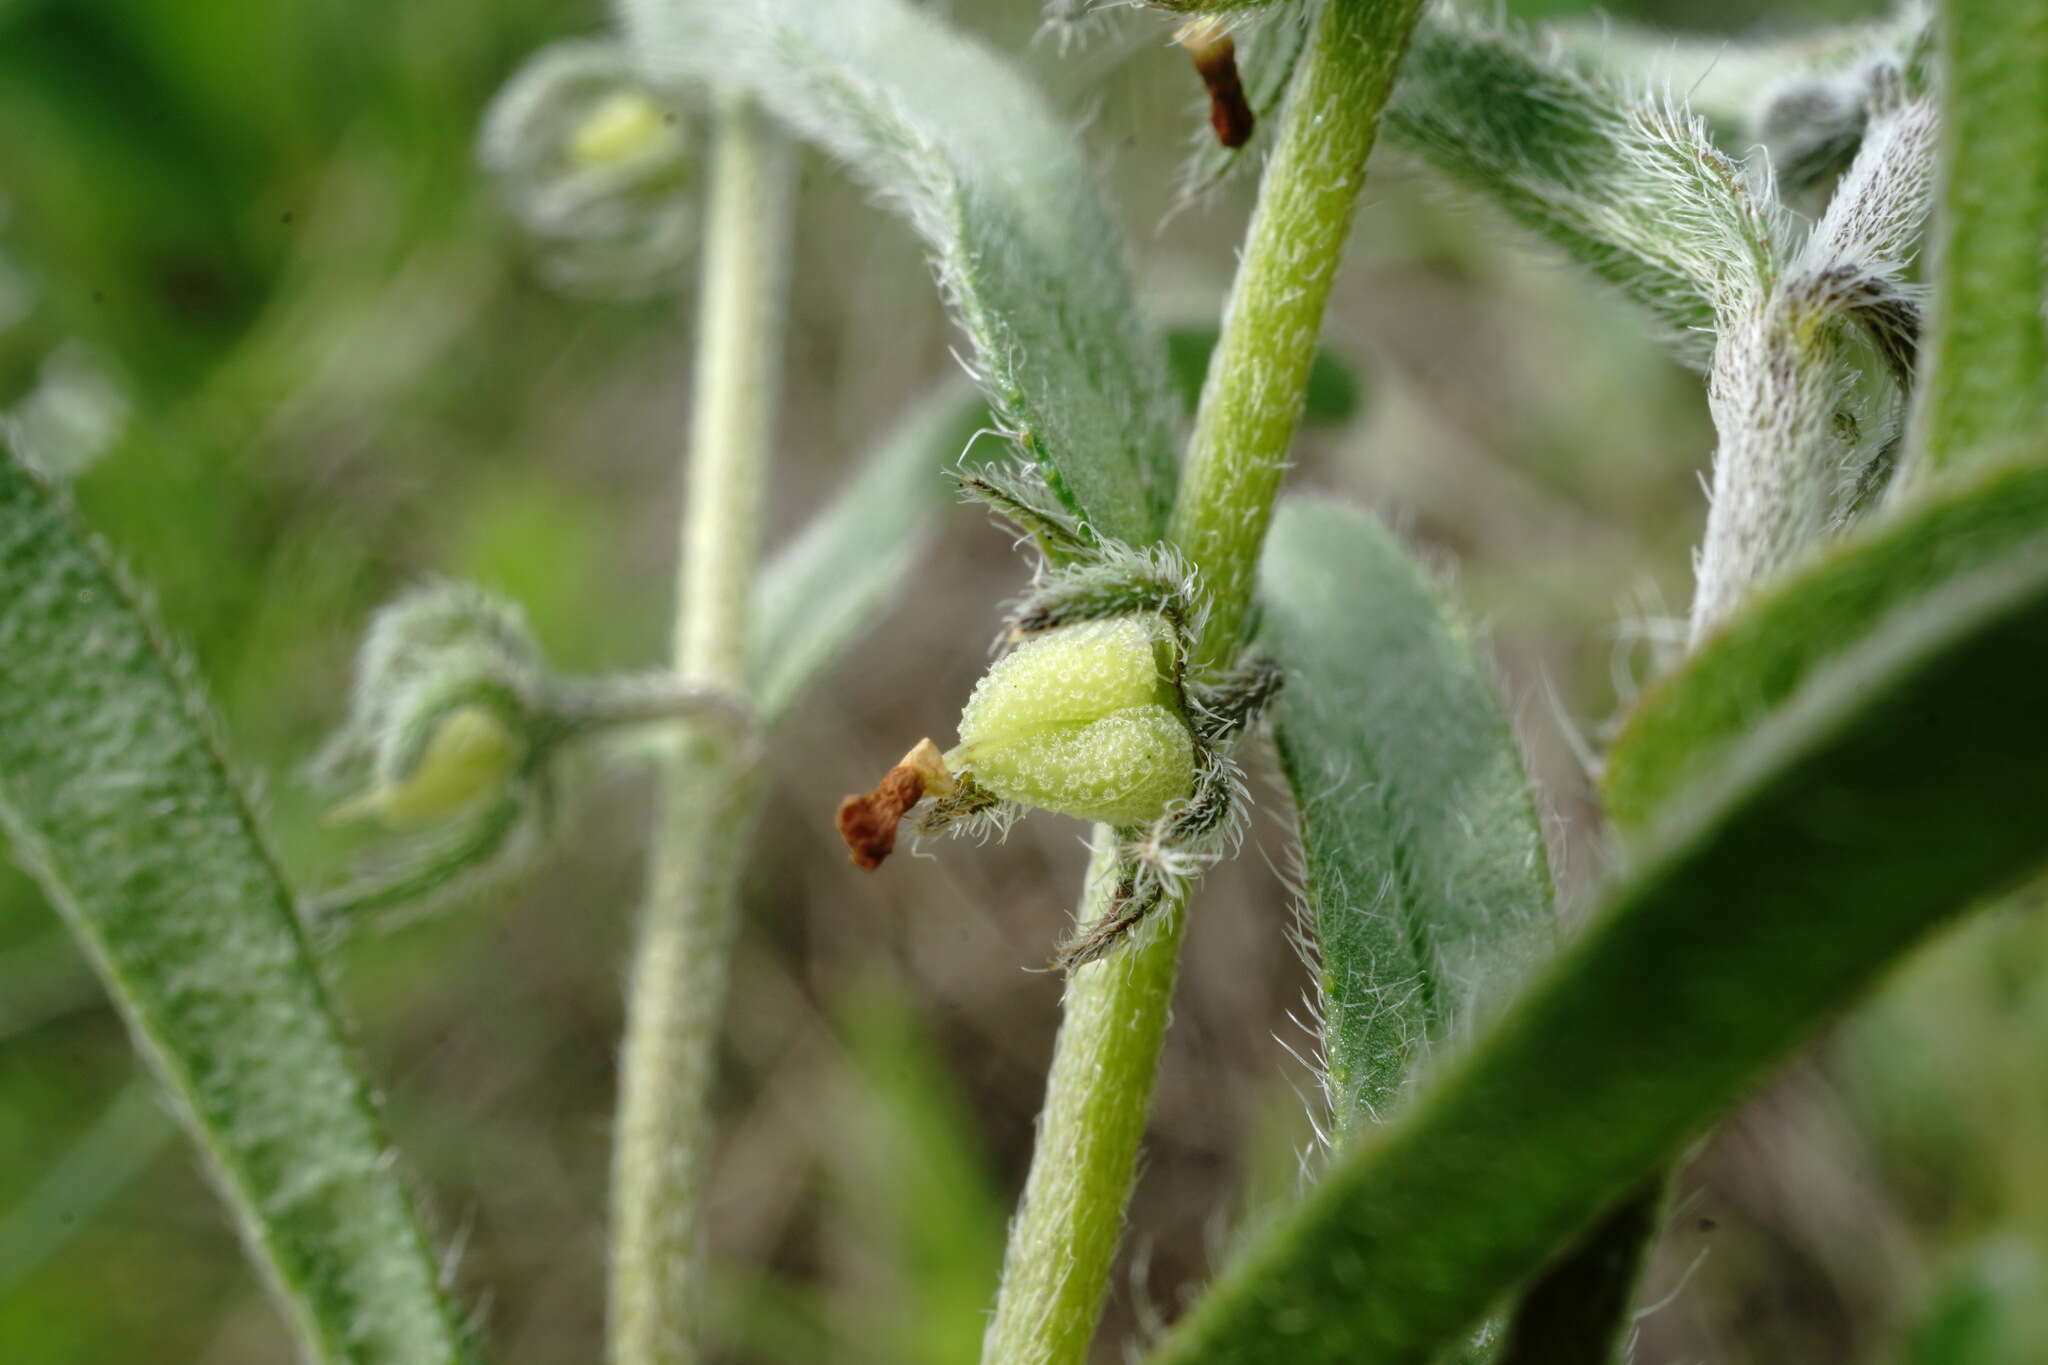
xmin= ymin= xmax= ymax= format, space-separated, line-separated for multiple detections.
xmin=951 ymin=615 xmax=1196 ymax=826
xmin=317 ymin=585 xmax=544 ymax=827
xmin=326 ymin=629 xmax=537 ymax=823
xmin=331 ymin=697 xmax=526 ymax=829
xmin=568 ymin=89 xmax=682 ymax=171
xmin=479 ymin=41 xmax=695 ymax=299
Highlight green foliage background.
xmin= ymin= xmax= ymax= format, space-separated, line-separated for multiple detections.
xmin=1 ymin=0 xmax=2038 ymax=1361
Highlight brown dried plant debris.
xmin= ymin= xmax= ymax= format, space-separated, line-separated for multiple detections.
xmin=836 ymin=738 xmax=952 ymax=870
xmin=1180 ymin=21 xmax=1255 ymax=150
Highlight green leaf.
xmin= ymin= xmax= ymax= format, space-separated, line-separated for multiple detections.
xmin=0 ymin=1079 xmax=173 ymax=1295
xmin=1905 ymin=0 xmax=2048 ymax=477
xmin=1150 ymin=1 xmax=1296 ymax=12
xmin=1257 ymin=498 xmax=1554 ymax=1137
xmin=1151 ymin=479 xmax=2048 ymax=1365
xmin=618 ymin=0 xmax=1182 ymax=545
xmin=1607 ymin=456 xmax=2048 ymax=829
xmin=1557 ymin=11 xmax=1931 ymax=130
xmin=0 ymin=448 xmax=472 ymax=1365
xmin=831 ymin=982 xmax=1006 ymax=1365
xmin=1385 ymin=15 xmax=1783 ymax=368
xmin=748 ymin=382 xmax=989 ymax=723
xmin=1905 ymin=1240 xmax=2047 ymax=1365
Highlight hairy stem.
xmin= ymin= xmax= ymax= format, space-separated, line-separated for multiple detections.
xmin=981 ymin=835 xmax=1187 ymax=1364
xmin=981 ymin=4 xmax=1423 ymax=1361
xmin=1906 ymin=0 xmax=2048 ymax=477
xmin=609 ymin=94 xmax=791 ymax=1365
xmin=1168 ymin=0 xmax=1427 ymax=671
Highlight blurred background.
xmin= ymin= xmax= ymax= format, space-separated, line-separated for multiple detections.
xmin=3 ymin=0 xmax=2043 ymax=1360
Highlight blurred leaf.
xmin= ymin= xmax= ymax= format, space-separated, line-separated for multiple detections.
xmin=0 ymin=928 xmax=98 ymax=1042
xmin=618 ymin=0 xmax=1182 ymax=545
xmin=1386 ymin=14 xmax=1784 ymax=368
xmin=708 ymin=1265 xmax=850 ymax=1365
xmin=748 ymin=382 xmax=990 ymax=723
xmin=1257 ymin=498 xmax=1554 ymax=1137
xmin=1152 ymin=485 xmax=2048 ymax=1364
xmin=1905 ymin=1240 xmax=2047 ymax=1365
xmin=1150 ymin=1 xmax=1297 ymax=11
xmin=1164 ymin=325 xmax=1360 ymax=427
xmin=0 ymin=447 xmax=473 ymax=1365
xmin=0 ymin=6 xmax=265 ymax=393
xmin=833 ymin=982 xmax=1006 ymax=1365
xmin=1607 ymin=456 xmax=2048 ymax=829
xmin=0 ymin=1080 xmax=172 ymax=1295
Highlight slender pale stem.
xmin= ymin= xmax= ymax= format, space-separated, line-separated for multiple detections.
xmin=981 ymin=4 xmax=1424 ymax=1362
xmin=609 ymin=94 xmax=791 ymax=1365
xmin=1905 ymin=0 xmax=2048 ymax=478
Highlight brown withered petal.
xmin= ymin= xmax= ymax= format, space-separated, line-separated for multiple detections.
xmin=1183 ymin=29 xmax=1255 ymax=150
xmin=836 ymin=764 xmax=925 ymax=870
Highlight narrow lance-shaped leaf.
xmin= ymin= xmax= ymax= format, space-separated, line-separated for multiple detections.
xmin=1150 ymin=453 xmax=2048 ymax=1365
xmin=1557 ymin=9 xmax=1932 ymax=131
xmin=0 ymin=1079 xmax=174 ymax=1294
xmin=1257 ymin=498 xmax=1554 ymax=1137
xmin=617 ymin=0 xmax=1182 ymax=545
xmin=0 ymin=447 xmax=473 ymax=1365
xmin=748 ymin=382 xmax=989 ymax=723
xmin=1384 ymin=15 xmax=1784 ymax=368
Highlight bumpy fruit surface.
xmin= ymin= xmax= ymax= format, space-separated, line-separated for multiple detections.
xmin=952 ymin=615 xmax=1195 ymax=825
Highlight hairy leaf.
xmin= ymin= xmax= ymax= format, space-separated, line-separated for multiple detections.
xmin=749 ymin=382 xmax=990 ymax=723
xmin=1152 ymin=488 xmax=2048 ymax=1364
xmin=1688 ymin=83 xmax=1937 ymax=634
xmin=1386 ymin=15 xmax=1784 ymax=368
xmin=1559 ymin=9 xmax=1932 ymax=130
xmin=618 ymin=0 xmax=1181 ymax=544
xmin=0 ymin=449 xmax=472 ymax=1365
xmin=1609 ymin=455 xmax=2048 ymax=828
xmin=1259 ymin=499 xmax=1554 ymax=1137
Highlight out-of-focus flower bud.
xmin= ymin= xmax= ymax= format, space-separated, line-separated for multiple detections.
xmin=479 ymin=40 xmax=695 ymax=300
xmin=950 ymin=614 xmax=1196 ymax=826
xmin=330 ymin=697 xmax=527 ymax=829
xmin=320 ymin=585 xmax=545 ymax=828
xmin=316 ymin=583 xmax=542 ymax=784
xmin=313 ymin=582 xmax=747 ymax=927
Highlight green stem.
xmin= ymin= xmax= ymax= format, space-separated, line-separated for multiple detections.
xmin=981 ymin=834 xmax=1187 ymax=1365
xmin=608 ymin=94 xmax=791 ymax=1365
xmin=1905 ymin=0 xmax=2048 ymax=477
xmin=1169 ymin=0 xmax=1427 ymax=671
xmin=980 ymin=4 xmax=1423 ymax=1361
